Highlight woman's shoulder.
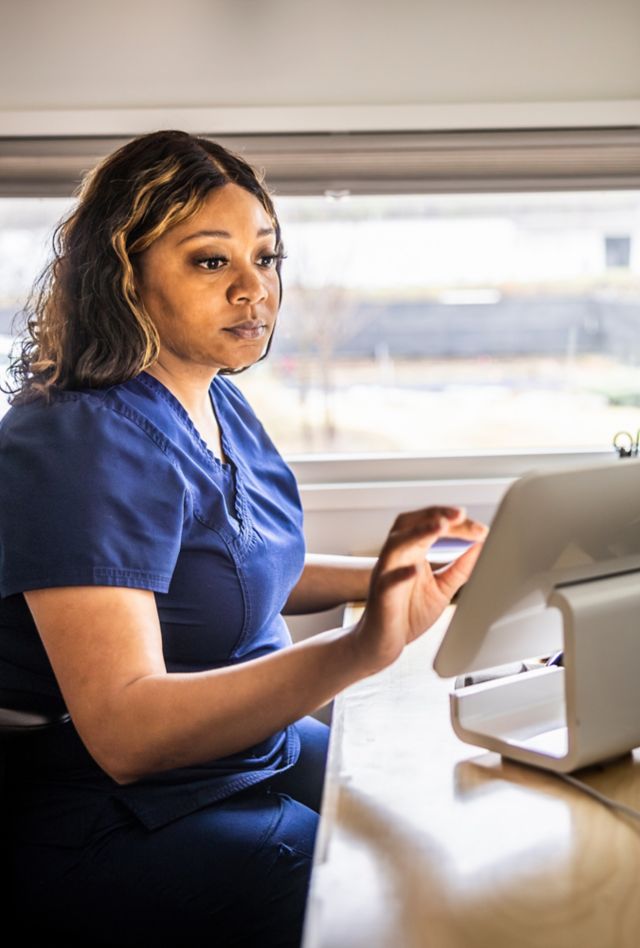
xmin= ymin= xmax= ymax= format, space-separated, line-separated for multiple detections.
xmin=0 ymin=381 xmax=188 ymax=600
xmin=212 ymin=375 xmax=254 ymax=414
xmin=0 ymin=388 xmax=108 ymax=441
xmin=0 ymin=378 xmax=176 ymax=460
xmin=212 ymin=376 xmax=273 ymax=446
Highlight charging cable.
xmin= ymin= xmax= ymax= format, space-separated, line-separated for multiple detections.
xmin=556 ymin=771 xmax=640 ymax=823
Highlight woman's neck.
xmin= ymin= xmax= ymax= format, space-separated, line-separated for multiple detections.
xmin=145 ymin=358 xmax=215 ymax=417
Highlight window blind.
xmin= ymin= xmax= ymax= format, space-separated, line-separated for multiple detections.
xmin=1 ymin=128 xmax=639 ymax=197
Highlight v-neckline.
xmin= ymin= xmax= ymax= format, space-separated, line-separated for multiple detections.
xmin=207 ymin=386 xmax=231 ymax=466
xmin=139 ymin=372 xmax=233 ymax=472
xmin=136 ymin=372 xmax=253 ymax=548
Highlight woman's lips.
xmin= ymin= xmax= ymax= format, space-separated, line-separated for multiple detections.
xmin=224 ymin=323 xmax=267 ymax=340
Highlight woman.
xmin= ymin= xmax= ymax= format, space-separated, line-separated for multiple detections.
xmin=0 ymin=130 xmax=486 ymax=947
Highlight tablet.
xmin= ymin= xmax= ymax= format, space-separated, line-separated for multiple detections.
xmin=433 ymin=458 xmax=640 ymax=678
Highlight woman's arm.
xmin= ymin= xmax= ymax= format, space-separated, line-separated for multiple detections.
xmin=25 ymin=583 xmax=361 ymax=785
xmin=282 ymin=554 xmax=376 ymax=614
xmin=25 ymin=506 xmax=485 ymax=788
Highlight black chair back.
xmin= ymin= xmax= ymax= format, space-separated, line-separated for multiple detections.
xmin=0 ymin=690 xmax=70 ymax=934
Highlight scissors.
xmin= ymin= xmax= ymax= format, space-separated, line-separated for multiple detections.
xmin=613 ymin=430 xmax=640 ymax=458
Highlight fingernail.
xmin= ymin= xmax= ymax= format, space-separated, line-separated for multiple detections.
xmin=445 ymin=507 xmax=465 ymax=520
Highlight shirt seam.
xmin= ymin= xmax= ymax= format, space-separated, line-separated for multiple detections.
xmin=52 ymin=389 xmax=183 ymax=476
xmin=2 ymin=566 xmax=172 ymax=597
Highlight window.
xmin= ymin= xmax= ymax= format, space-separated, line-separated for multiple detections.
xmin=1 ymin=130 xmax=639 ymax=461
xmin=0 ymin=197 xmax=76 ymax=414
xmin=235 ymin=189 xmax=640 ymax=456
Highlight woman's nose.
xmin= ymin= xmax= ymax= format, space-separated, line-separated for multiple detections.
xmin=227 ymin=265 xmax=268 ymax=305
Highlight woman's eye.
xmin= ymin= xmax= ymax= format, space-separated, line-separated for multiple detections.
xmin=258 ymin=253 xmax=281 ymax=268
xmin=194 ymin=251 xmax=284 ymax=271
xmin=196 ymin=256 xmax=227 ymax=271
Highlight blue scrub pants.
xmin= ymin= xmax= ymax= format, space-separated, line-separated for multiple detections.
xmin=11 ymin=716 xmax=329 ymax=948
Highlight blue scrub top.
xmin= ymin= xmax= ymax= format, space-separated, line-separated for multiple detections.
xmin=0 ymin=372 xmax=305 ymax=834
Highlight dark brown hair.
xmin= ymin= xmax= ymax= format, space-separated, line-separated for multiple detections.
xmin=7 ymin=130 xmax=283 ymax=402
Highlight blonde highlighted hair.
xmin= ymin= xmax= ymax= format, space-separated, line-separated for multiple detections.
xmin=8 ymin=130 xmax=283 ymax=402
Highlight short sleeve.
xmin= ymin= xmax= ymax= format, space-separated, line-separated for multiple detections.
xmin=0 ymin=395 xmax=187 ymax=597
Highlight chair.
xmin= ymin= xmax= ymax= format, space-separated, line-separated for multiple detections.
xmin=0 ymin=687 xmax=70 ymax=799
xmin=0 ymin=690 xmax=70 ymax=944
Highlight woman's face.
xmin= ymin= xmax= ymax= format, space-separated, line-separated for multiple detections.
xmin=136 ymin=183 xmax=281 ymax=376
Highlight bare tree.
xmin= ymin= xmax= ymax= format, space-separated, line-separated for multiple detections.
xmin=284 ymin=281 xmax=363 ymax=443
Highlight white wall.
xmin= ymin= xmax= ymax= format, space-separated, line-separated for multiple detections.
xmin=1 ymin=0 xmax=639 ymax=131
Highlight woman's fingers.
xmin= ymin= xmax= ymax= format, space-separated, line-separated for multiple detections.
xmin=379 ymin=506 xmax=482 ymax=572
xmin=434 ymin=540 xmax=484 ymax=600
xmin=378 ymin=521 xmax=452 ymax=573
xmin=446 ymin=517 xmax=489 ymax=541
xmin=354 ymin=506 xmax=488 ymax=679
xmin=390 ymin=506 xmax=465 ymax=535
xmin=355 ymin=507 xmax=486 ymax=675
xmin=385 ymin=506 xmax=465 ymax=547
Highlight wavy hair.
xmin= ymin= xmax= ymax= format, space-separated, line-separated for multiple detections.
xmin=7 ymin=130 xmax=283 ymax=402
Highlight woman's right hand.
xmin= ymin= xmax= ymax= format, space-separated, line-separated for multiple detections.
xmin=350 ymin=506 xmax=487 ymax=676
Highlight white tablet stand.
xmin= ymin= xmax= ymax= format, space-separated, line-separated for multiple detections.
xmin=434 ymin=459 xmax=640 ymax=773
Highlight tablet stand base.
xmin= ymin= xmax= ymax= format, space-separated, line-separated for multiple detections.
xmin=450 ymin=570 xmax=640 ymax=773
